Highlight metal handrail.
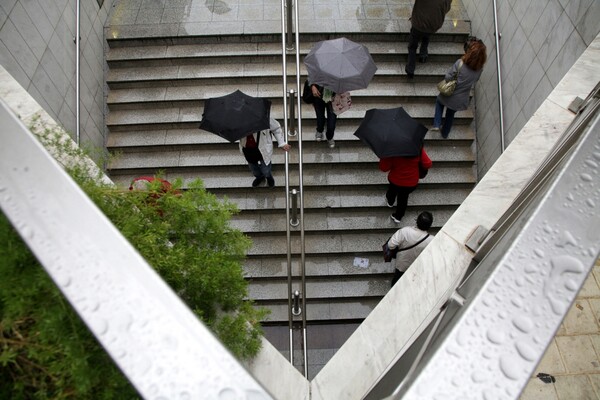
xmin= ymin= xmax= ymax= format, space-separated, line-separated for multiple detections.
xmin=76 ymin=0 xmax=81 ymax=145
xmin=291 ymin=0 xmax=308 ymax=378
xmin=393 ymin=93 xmax=600 ymax=400
xmin=279 ymin=0 xmax=295 ymax=366
xmin=492 ymin=0 xmax=505 ymax=152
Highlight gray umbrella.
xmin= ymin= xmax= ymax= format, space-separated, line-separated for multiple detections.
xmin=304 ymin=37 xmax=378 ymax=93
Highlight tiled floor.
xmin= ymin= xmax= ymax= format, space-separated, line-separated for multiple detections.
xmin=107 ymin=0 xmax=469 ymax=37
xmin=520 ymin=259 xmax=600 ymax=400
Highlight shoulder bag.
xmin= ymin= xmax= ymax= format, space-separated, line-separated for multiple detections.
xmin=302 ymin=80 xmax=315 ymax=104
xmin=437 ymin=60 xmax=463 ymax=96
xmin=383 ymin=234 xmax=430 ymax=262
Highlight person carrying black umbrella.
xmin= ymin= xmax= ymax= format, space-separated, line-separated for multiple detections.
xmin=380 ymin=147 xmax=432 ymax=223
xmin=239 ymin=117 xmax=291 ymax=188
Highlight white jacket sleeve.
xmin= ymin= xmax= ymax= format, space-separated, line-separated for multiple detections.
xmin=269 ymin=118 xmax=286 ymax=147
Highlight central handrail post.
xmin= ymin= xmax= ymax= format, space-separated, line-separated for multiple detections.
xmin=288 ymin=89 xmax=297 ymax=137
xmin=285 ymin=0 xmax=294 ymax=51
xmin=290 ymin=189 xmax=299 ymax=227
xmin=291 ymin=0 xmax=308 ymax=379
xmin=279 ymin=0 xmax=294 ymax=365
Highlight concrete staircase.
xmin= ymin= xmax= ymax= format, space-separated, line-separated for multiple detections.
xmin=104 ymin=27 xmax=473 ymax=346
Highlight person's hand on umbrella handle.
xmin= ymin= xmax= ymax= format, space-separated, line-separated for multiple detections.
xmin=281 ymin=144 xmax=291 ymax=151
xmin=311 ymin=84 xmax=321 ymax=98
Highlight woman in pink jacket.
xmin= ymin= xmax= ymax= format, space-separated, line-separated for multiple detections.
xmin=379 ymin=147 xmax=432 ymax=223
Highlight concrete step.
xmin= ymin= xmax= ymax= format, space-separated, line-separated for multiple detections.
xmin=219 ymin=185 xmax=473 ymax=213
xmin=107 ymin=41 xmax=465 ymax=64
xmin=106 ymin=20 xmax=471 ymax=44
xmin=108 ymin=164 xmax=476 ymax=190
xmin=107 ymin=140 xmax=474 ymax=170
xmin=107 ymin=60 xmax=457 ymax=88
xmin=107 ymin=80 xmax=457 ymax=107
xmin=105 ymin=101 xmax=474 ymax=130
xmin=259 ymin=299 xmax=381 ymax=323
xmin=231 ymin=206 xmax=455 ymax=236
xmin=106 ymin=124 xmax=475 ymax=148
xmin=248 ymin=276 xmax=391 ymax=301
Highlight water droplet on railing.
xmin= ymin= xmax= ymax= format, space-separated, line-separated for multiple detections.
xmin=515 ymin=341 xmax=537 ymax=361
xmin=581 ymin=173 xmax=593 ymax=182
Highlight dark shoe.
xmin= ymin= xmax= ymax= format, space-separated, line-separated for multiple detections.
xmin=252 ymin=177 xmax=265 ymax=187
xmin=419 ymin=55 xmax=428 ymax=63
xmin=391 ymin=214 xmax=402 ymax=223
xmin=385 ymin=196 xmax=394 ymax=208
xmin=404 ymin=67 xmax=414 ymax=79
xmin=267 ymin=177 xmax=275 ymax=187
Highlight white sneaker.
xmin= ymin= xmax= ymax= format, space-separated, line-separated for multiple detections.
xmin=315 ymin=131 xmax=324 ymax=141
xmin=430 ymin=126 xmax=440 ymax=131
xmin=328 ymin=139 xmax=335 ymax=148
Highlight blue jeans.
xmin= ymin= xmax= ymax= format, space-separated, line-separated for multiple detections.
xmin=313 ymin=98 xmax=337 ymax=140
xmin=248 ymin=161 xmax=272 ymax=179
xmin=434 ymin=99 xmax=456 ymax=139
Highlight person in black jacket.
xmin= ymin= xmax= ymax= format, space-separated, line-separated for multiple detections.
xmin=405 ymin=0 xmax=452 ymax=78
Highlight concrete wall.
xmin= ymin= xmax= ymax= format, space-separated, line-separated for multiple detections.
xmin=0 ymin=0 xmax=115 ymax=151
xmin=460 ymin=0 xmax=600 ymax=177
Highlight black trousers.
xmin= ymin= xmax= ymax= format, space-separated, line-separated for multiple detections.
xmin=406 ymin=27 xmax=431 ymax=74
xmin=386 ymin=183 xmax=417 ymax=221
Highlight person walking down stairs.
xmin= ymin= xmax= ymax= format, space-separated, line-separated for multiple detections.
xmin=405 ymin=0 xmax=452 ymax=79
xmin=239 ymin=117 xmax=291 ymax=188
xmin=309 ymin=82 xmax=338 ymax=148
xmin=380 ymin=147 xmax=432 ymax=223
xmin=387 ymin=211 xmax=435 ymax=286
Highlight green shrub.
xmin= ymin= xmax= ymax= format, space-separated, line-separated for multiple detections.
xmin=0 ymin=124 xmax=267 ymax=398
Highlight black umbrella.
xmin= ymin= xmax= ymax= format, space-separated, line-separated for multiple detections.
xmin=353 ymin=107 xmax=428 ymax=158
xmin=199 ymin=90 xmax=272 ymax=142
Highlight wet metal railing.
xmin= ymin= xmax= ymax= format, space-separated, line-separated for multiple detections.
xmin=0 ymin=99 xmax=274 ymax=399
xmin=384 ymin=85 xmax=600 ymax=400
xmin=280 ymin=0 xmax=308 ymax=376
xmin=492 ymin=0 xmax=505 ymax=153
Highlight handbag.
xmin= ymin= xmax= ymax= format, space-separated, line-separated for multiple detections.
xmin=302 ymin=80 xmax=314 ymax=104
xmin=383 ymin=234 xmax=430 ymax=262
xmin=437 ymin=60 xmax=463 ymax=96
xmin=332 ymin=92 xmax=352 ymax=115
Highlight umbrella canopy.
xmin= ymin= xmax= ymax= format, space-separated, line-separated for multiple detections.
xmin=199 ymin=90 xmax=272 ymax=142
xmin=354 ymin=107 xmax=428 ymax=158
xmin=304 ymin=37 xmax=377 ymax=93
